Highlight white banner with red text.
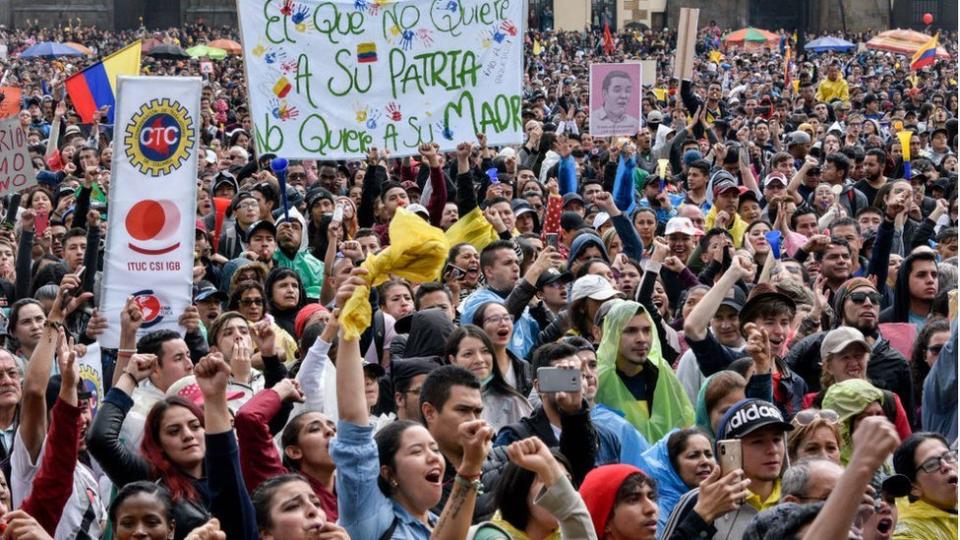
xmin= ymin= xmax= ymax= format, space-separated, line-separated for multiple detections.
xmin=99 ymin=76 xmax=200 ymax=348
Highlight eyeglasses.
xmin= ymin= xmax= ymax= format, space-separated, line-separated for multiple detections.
xmin=792 ymin=408 xmax=840 ymax=426
xmin=927 ymin=344 xmax=945 ymax=355
xmin=916 ymin=450 xmax=958 ymax=474
xmin=483 ymin=314 xmax=512 ymax=326
xmin=848 ymin=291 xmax=882 ymax=305
xmin=237 ymin=200 xmax=259 ymax=209
xmin=239 ymin=298 xmax=264 ymax=307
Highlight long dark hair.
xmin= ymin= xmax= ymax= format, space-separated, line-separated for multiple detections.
xmin=910 ymin=318 xmax=950 ymax=406
xmin=374 ymin=420 xmax=421 ymax=496
xmin=667 ymin=427 xmax=711 ymax=487
xmin=5 ymin=298 xmax=43 ymax=354
xmin=493 ymin=450 xmax=572 ymax=531
xmin=264 ymin=267 xmax=307 ymax=314
xmin=445 ymin=324 xmax=524 ymax=400
xmin=109 ymin=481 xmax=174 ymax=529
xmin=140 ymin=397 xmax=205 ymax=502
xmin=252 ymin=473 xmax=312 ymax=532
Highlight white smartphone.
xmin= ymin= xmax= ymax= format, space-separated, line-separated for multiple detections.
xmin=717 ymin=439 xmax=742 ymax=476
xmin=332 ymin=203 xmax=344 ymax=223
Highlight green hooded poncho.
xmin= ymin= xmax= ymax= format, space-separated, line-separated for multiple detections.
xmin=821 ymin=378 xmax=884 ymax=465
xmin=596 ymin=300 xmax=695 ymax=442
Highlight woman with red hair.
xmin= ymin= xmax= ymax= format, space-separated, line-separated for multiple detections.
xmin=87 ymin=350 xmax=257 ymax=540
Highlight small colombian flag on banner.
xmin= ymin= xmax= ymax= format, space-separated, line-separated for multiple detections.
xmin=357 ymin=43 xmax=377 ymax=63
xmin=910 ymin=33 xmax=939 ymax=71
xmin=65 ymin=41 xmax=141 ymax=124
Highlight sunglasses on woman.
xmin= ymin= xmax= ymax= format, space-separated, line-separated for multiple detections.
xmin=792 ymin=408 xmax=840 ymax=426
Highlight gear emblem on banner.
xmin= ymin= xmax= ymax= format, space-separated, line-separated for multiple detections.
xmin=123 ymin=98 xmax=195 ymax=176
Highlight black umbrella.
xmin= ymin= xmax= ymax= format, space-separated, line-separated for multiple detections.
xmin=146 ymin=43 xmax=190 ymax=59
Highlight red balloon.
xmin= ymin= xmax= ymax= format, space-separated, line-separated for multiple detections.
xmin=923 ymin=12 xmax=934 ymax=25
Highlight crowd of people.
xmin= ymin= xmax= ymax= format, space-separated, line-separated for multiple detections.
xmin=0 ymin=14 xmax=954 ymax=540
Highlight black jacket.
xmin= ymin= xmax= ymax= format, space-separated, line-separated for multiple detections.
xmin=494 ymin=401 xmax=598 ymax=486
xmin=88 ymin=388 xmax=258 ymax=540
xmin=785 ymin=331 xmax=915 ymax=426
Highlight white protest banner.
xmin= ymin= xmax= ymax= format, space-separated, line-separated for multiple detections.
xmin=77 ymin=342 xmax=103 ymax=414
xmin=589 ymin=63 xmax=642 ymax=138
xmin=639 ymin=59 xmax=657 ymax=86
xmin=0 ymin=117 xmax=37 ymax=197
xmin=99 ymin=76 xmax=200 ymax=348
xmin=236 ymin=0 xmax=524 ymax=159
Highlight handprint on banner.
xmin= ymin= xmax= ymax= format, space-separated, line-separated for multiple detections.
xmin=490 ymin=25 xmax=507 ymax=44
xmin=279 ymin=0 xmax=294 ymax=16
xmin=389 ymin=24 xmax=402 ymax=37
xmin=386 ymin=102 xmax=402 ymax=122
xmin=270 ymin=99 xmax=300 ymax=121
xmin=291 ymin=4 xmax=310 ymax=24
xmin=417 ymin=28 xmax=434 ymax=46
xmin=252 ymin=43 xmax=266 ymax=57
xmin=501 ymin=20 xmax=518 ymax=37
xmin=400 ymin=29 xmax=415 ymax=51
xmin=354 ymin=0 xmax=368 ymax=11
xmin=280 ymin=60 xmax=298 ymax=74
xmin=366 ymin=109 xmax=382 ymax=129
xmin=354 ymin=103 xmax=369 ymax=123
xmin=264 ymin=46 xmax=288 ymax=65
xmin=435 ymin=121 xmax=454 ymax=141
xmin=443 ymin=0 xmax=458 ymax=11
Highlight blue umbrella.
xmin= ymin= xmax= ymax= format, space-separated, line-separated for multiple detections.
xmin=804 ymin=36 xmax=856 ymax=53
xmin=19 ymin=42 xmax=85 ymax=58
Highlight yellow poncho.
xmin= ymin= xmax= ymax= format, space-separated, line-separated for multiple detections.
xmin=595 ymin=300 xmax=694 ymax=442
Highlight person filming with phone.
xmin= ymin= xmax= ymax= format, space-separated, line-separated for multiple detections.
xmin=663 ymin=398 xmax=792 ymax=539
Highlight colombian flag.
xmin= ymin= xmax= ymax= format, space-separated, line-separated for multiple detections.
xmin=65 ymin=41 xmax=141 ymax=124
xmin=910 ymin=33 xmax=939 ymax=71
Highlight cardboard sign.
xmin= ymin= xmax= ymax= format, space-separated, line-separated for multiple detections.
xmin=674 ymin=8 xmax=700 ymax=81
xmin=0 ymin=117 xmax=37 ymax=196
xmin=200 ymin=60 xmax=214 ymax=75
xmin=640 ymin=59 xmax=657 ymax=86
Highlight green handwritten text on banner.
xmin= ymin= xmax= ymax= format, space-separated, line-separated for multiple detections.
xmin=237 ymin=0 xmax=523 ymax=158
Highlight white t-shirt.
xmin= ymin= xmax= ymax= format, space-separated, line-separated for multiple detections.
xmin=11 ymin=430 xmax=106 ymax=539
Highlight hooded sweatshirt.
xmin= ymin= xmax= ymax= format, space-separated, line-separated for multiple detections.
xmin=567 ymin=233 xmax=609 ymax=268
xmin=273 ymin=208 xmax=325 ymax=300
xmin=880 ymin=251 xmax=937 ymax=326
xmin=595 ymin=300 xmax=695 ymax=442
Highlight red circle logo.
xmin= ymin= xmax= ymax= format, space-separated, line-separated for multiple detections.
xmin=125 ymin=199 xmax=182 ymax=255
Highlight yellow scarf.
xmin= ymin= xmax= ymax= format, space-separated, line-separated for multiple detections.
xmin=489 ymin=511 xmax=561 ymax=540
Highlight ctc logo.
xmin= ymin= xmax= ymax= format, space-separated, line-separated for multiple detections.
xmin=138 ymin=113 xmax=183 ymax=162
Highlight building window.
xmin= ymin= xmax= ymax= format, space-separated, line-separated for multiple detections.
xmin=592 ymin=0 xmax=617 ymax=30
xmin=529 ymin=0 xmax=555 ymax=31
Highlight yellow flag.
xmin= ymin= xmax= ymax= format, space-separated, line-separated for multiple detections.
xmin=340 ymin=209 xmax=448 ymax=339
xmin=533 ymin=39 xmax=543 ymax=55
xmin=708 ymin=50 xmax=723 ymax=63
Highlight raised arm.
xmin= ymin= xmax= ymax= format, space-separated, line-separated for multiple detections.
xmin=19 ymin=343 xmax=82 ymax=536
xmin=683 ymin=253 xmax=753 ymax=342
xmin=801 ymin=417 xmax=898 ymax=540
xmin=786 ymin=155 xmax=817 ymax=205
xmin=195 ymin=352 xmax=259 ymax=540
xmin=336 ymin=268 xmax=371 ymax=426
xmin=21 ymin=272 xmax=91 ymax=460
xmin=14 ymin=210 xmax=35 ymax=301
xmin=431 ymin=420 xmax=494 ymax=540
xmin=86 ymin=353 xmax=155 ymax=487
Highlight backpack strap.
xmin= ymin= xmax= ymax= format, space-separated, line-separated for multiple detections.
xmin=378 ymin=516 xmax=401 ymax=540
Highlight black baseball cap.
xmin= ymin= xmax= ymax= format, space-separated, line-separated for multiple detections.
xmin=244 ymin=220 xmax=276 ymax=242
xmin=716 ymin=398 xmax=794 ymax=440
xmin=194 ymin=281 xmax=227 ymax=303
xmin=536 ymin=268 xmax=573 ymax=290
